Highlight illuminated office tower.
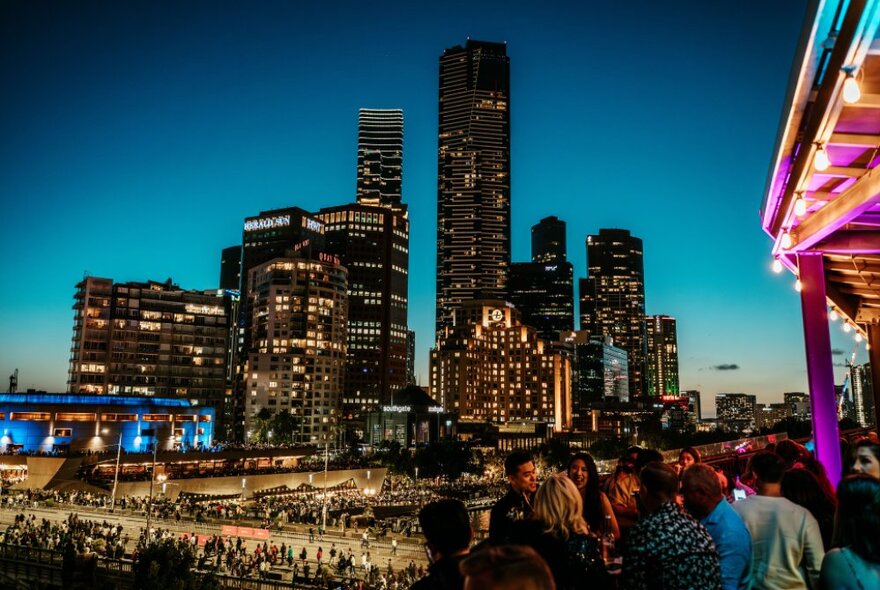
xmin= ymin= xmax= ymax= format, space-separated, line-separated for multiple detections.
xmin=532 ymin=216 xmax=566 ymax=263
xmin=579 ymin=229 xmax=647 ymax=398
xmin=646 ymin=315 xmax=679 ymax=397
xmin=316 ymin=203 xmax=409 ymax=411
xmin=430 ymin=301 xmax=571 ymax=431
xmin=357 ymin=109 xmax=403 ymax=208
xmin=851 ymin=363 xmax=875 ymax=426
xmin=508 ymin=217 xmax=574 ymax=341
xmin=436 ymin=40 xmax=511 ymax=336
xmin=716 ymin=393 xmax=757 ymax=432
xmin=244 ymin=254 xmax=347 ymax=443
xmin=68 ymin=277 xmax=229 ymax=410
xmin=219 ymin=246 xmax=242 ymax=291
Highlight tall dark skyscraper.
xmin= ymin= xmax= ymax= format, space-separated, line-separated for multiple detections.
xmin=357 ymin=108 xmax=403 ymax=208
xmin=579 ymin=229 xmax=647 ymax=398
xmin=436 ymin=40 xmax=511 ymax=337
xmin=316 ymin=203 xmax=409 ymax=411
xmin=532 ymin=216 xmax=566 ymax=263
xmin=219 ymin=245 xmax=242 ymax=291
xmin=508 ymin=217 xmax=573 ymax=341
xmin=646 ymin=315 xmax=679 ymax=397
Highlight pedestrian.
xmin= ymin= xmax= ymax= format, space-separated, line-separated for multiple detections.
xmin=391 ymin=538 xmax=398 ymax=555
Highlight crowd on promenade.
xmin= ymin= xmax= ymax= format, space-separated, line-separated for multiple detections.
xmin=410 ymin=432 xmax=880 ymax=590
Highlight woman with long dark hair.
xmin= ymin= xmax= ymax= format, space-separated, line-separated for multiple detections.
xmin=820 ymin=474 xmax=880 ymax=589
xmin=565 ymin=452 xmax=619 ymax=539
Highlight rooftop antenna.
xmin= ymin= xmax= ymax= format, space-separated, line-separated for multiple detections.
xmin=8 ymin=369 xmax=17 ymax=394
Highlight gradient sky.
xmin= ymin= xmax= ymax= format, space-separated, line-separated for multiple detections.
xmin=1 ymin=0 xmax=869 ymax=416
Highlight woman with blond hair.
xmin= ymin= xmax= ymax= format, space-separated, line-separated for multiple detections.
xmin=510 ymin=473 xmax=610 ymax=590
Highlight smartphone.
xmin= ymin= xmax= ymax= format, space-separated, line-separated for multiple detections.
xmin=733 ymin=488 xmax=746 ymax=502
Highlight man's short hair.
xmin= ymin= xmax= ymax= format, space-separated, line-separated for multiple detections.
xmin=460 ymin=545 xmax=555 ymax=590
xmin=635 ymin=449 xmax=664 ymax=474
xmin=639 ymin=461 xmax=679 ymax=501
xmin=504 ymin=449 xmax=534 ymax=477
xmin=750 ymin=451 xmax=785 ymax=484
xmin=418 ymin=499 xmax=471 ymax=556
xmin=681 ymin=463 xmax=723 ymax=498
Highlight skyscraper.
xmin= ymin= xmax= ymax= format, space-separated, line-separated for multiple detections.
xmin=244 ymin=253 xmax=347 ymax=443
xmin=219 ymin=245 xmax=242 ymax=291
xmin=532 ymin=216 xmax=566 ymax=263
xmin=508 ymin=216 xmax=574 ymax=342
xmin=316 ymin=203 xmax=409 ymax=411
xmin=436 ymin=40 xmax=511 ymax=336
xmin=357 ymin=109 xmax=403 ymax=208
xmin=579 ymin=229 xmax=647 ymax=398
xmin=716 ymin=393 xmax=757 ymax=432
xmin=851 ymin=363 xmax=874 ymax=427
xmin=646 ymin=315 xmax=679 ymax=397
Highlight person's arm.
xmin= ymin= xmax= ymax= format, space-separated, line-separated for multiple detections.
xmin=599 ymin=492 xmax=621 ymax=539
xmin=801 ymin=512 xmax=826 ymax=590
xmin=819 ymin=550 xmax=850 ymax=590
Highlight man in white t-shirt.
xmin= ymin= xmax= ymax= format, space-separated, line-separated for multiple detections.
xmin=733 ymin=452 xmax=824 ymax=590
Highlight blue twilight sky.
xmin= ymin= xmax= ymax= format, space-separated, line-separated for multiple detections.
xmin=0 ymin=0 xmax=868 ymax=415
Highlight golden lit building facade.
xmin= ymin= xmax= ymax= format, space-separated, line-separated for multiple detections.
xmin=430 ymin=300 xmax=571 ymax=431
xmin=244 ymin=254 xmax=347 ymax=443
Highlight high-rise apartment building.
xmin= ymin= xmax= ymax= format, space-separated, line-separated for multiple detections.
xmin=316 ymin=203 xmax=409 ymax=411
xmin=646 ymin=315 xmax=679 ymax=397
xmin=785 ymin=391 xmax=811 ymax=421
xmin=357 ymin=109 xmax=404 ymax=208
xmin=431 ymin=301 xmax=571 ymax=431
xmin=756 ymin=402 xmax=792 ymax=430
xmin=682 ymin=389 xmax=702 ymax=423
xmin=436 ymin=40 xmax=511 ymax=336
xmin=244 ymin=253 xmax=347 ymax=443
xmin=851 ymin=363 xmax=875 ymax=427
xmin=508 ymin=217 xmax=574 ymax=342
xmin=579 ymin=229 xmax=647 ymax=398
xmin=532 ymin=216 xmax=566 ymax=263
xmin=68 ymin=277 xmax=229 ymax=410
xmin=716 ymin=393 xmax=757 ymax=432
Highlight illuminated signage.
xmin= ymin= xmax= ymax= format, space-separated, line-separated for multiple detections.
xmin=544 ymin=265 xmax=558 ymax=272
xmin=319 ymin=252 xmax=340 ymax=265
xmin=382 ymin=405 xmax=411 ymax=413
xmin=305 ymin=218 xmax=323 ymax=232
xmin=427 ymin=406 xmax=444 ymax=414
xmin=185 ymin=304 xmax=225 ymax=316
xmin=490 ymin=309 xmax=504 ymax=322
xmin=244 ymin=215 xmax=291 ymax=232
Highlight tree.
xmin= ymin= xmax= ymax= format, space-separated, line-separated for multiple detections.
xmin=250 ymin=407 xmax=273 ymax=442
xmin=414 ymin=441 xmax=476 ymax=480
xmin=270 ymin=409 xmax=300 ymax=443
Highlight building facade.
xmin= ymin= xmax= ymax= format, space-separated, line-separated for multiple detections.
xmin=220 ymin=245 xmax=242 ymax=292
xmin=531 ymin=216 xmax=566 ymax=263
xmin=851 ymin=363 xmax=875 ymax=427
xmin=436 ymin=40 xmax=511 ymax=336
xmin=508 ymin=261 xmax=574 ymax=342
xmin=243 ymin=254 xmax=347 ymax=443
xmin=406 ymin=330 xmax=416 ymax=385
xmin=431 ymin=301 xmax=570 ymax=431
xmin=357 ymin=108 xmax=404 ymax=208
xmin=646 ymin=315 xmax=679 ymax=397
xmin=756 ymin=402 xmax=792 ymax=430
xmin=316 ymin=203 xmax=409 ymax=411
xmin=68 ymin=277 xmax=229 ymax=410
xmin=579 ymin=229 xmax=647 ymax=399
xmin=784 ymin=391 xmax=812 ymax=421
xmin=716 ymin=393 xmax=757 ymax=432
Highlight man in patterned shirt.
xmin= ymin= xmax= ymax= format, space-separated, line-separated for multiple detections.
xmin=621 ymin=461 xmax=722 ymax=590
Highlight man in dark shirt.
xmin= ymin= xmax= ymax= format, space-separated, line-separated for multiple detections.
xmin=488 ymin=449 xmax=538 ymax=544
xmin=621 ymin=461 xmax=722 ymax=590
xmin=409 ymin=499 xmax=472 ymax=590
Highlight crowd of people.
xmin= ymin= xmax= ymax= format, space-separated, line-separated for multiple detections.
xmin=413 ymin=433 xmax=880 ymax=590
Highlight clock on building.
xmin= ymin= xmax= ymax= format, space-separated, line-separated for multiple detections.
xmin=490 ymin=308 xmax=504 ymax=323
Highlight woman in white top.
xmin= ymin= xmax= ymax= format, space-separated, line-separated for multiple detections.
xmin=820 ymin=474 xmax=880 ymax=590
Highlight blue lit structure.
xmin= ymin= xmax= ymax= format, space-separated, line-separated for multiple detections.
xmin=0 ymin=394 xmax=214 ymax=454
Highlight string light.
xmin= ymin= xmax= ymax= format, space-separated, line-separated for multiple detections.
xmin=829 ymin=309 xmax=839 ymax=321
xmin=794 ymin=196 xmax=807 ymax=217
xmin=781 ymin=232 xmax=793 ymax=249
xmin=843 ymin=323 xmax=852 ymax=333
xmin=855 ymin=333 xmax=863 ymax=343
xmin=814 ymin=144 xmax=831 ymax=171
xmin=772 ymin=259 xmax=784 ymax=274
xmin=794 ymin=279 xmax=803 ymax=292
xmin=843 ymin=70 xmax=861 ymax=104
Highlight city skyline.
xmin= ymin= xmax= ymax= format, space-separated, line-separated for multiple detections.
xmin=1 ymin=1 xmax=870 ymax=412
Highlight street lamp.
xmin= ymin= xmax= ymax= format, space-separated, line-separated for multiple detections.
xmin=101 ymin=428 xmax=123 ymax=512
xmin=241 ymin=478 xmax=247 ymax=501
